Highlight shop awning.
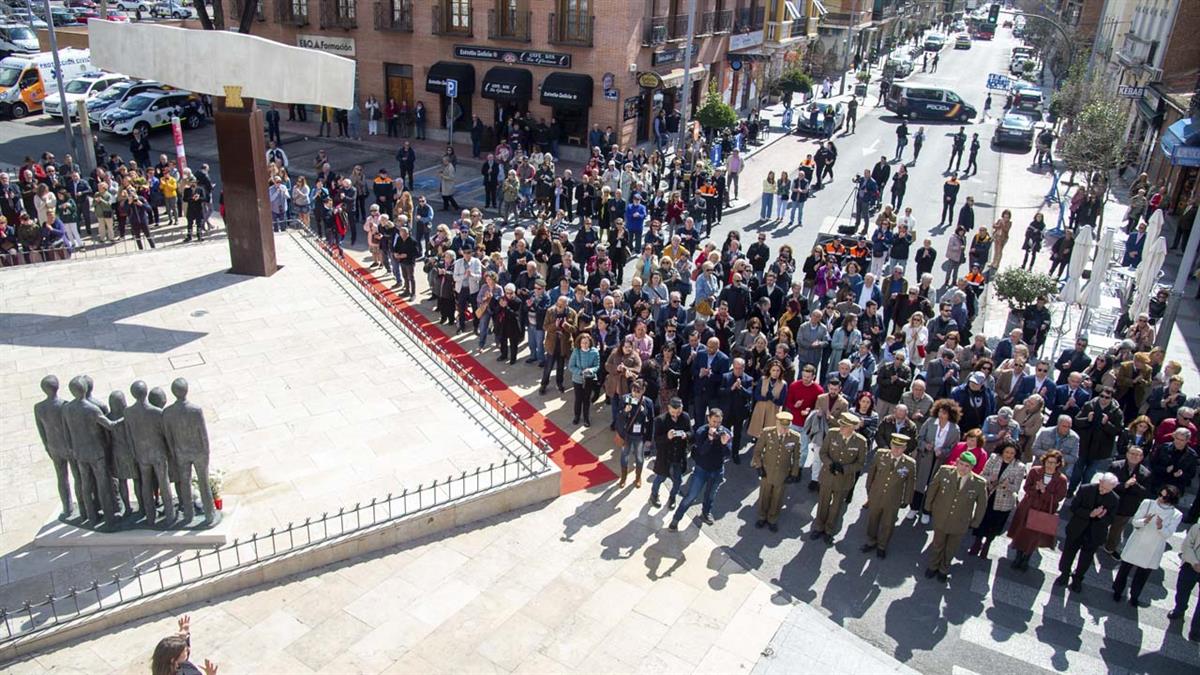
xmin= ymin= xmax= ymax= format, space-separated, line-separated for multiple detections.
xmin=810 ymin=0 xmax=828 ymax=15
xmin=482 ymin=67 xmax=532 ymax=101
xmin=1160 ymin=117 xmax=1200 ymax=167
xmin=426 ymin=61 xmax=476 ymax=96
xmin=660 ymin=64 xmax=708 ymax=86
xmin=540 ymin=73 xmax=593 ymax=108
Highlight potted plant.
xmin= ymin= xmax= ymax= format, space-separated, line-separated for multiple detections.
xmin=194 ymin=470 xmax=225 ymax=511
xmin=854 ymin=70 xmax=871 ymax=98
xmin=993 ymin=267 xmax=1060 ymax=332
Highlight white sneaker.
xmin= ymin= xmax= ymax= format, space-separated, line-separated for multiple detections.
xmin=920 ymin=513 xmax=931 ymax=525
xmin=905 ymin=508 xmax=918 ymax=520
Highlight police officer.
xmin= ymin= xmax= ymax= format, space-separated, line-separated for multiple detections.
xmin=862 ymin=433 xmax=917 ymax=558
xmin=923 ymin=454 xmax=989 ymax=582
xmin=751 ymin=411 xmax=803 ymax=532
xmin=965 ymin=133 xmax=981 ymax=175
xmin=810 ymin=412 xmax=868 ymax=544
xmin=947 ymin=126 xmax=967 ymax=173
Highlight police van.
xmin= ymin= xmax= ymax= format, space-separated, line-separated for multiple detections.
xmin=884 ymin=83 xmax=977 ymax=122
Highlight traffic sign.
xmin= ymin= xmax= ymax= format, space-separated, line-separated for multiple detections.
xmin=987 ymin=73 xmax=1011 ymax=90
xmin=445 ymin=78 xmax=458 ymax=98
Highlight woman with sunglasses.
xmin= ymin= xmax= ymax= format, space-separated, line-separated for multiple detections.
xmin=1112 ymin=485 xmax=1182 ymax=606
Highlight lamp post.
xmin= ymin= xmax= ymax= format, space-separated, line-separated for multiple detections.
xmin=1014 ymin=10 xmax=1076 ymax=76
xmin=39 ymin=0 xmax=79 ymax=162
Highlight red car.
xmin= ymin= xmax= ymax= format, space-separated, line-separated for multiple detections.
xmin=65 ymin=0 xmax=97 ymax=8
xmin=75 ymin=10 xmax=130 ymax=22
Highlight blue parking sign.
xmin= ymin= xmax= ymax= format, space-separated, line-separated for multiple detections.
xmin=986 ymin=73 xmax=1010 ymax=91
xmin=446 ymin=79 xmax=458 ymax=98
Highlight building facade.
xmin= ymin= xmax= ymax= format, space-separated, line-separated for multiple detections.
xmin=223 ymin=0 xmax=834 ymax=154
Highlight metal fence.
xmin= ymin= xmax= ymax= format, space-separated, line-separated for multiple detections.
xmin=0 ymin=450 xmax=546 ymax=644
xmin=0 ymin=225 xmax=227 ymax=270
xmin=0 ymin=220 xmax=559 ymax=645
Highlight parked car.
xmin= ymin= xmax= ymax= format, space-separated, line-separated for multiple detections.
xmin=992 ymin=114 xmax=1035 ymax=150
xmin=84 ymin=78 xmax=165 ymax=121
xmin=923 ymin=33 xmax=947 ymax=51
xmin=65 ymin=0 xmax=97 ymax=8
xmin=795 ymin=102 xmax=845 ymax=136
xmin=6 ymin=10 xmax=48 ymax=28
xmin=114 ymin=0 xmax=150 ymax=11
xmin=954 ymin=33 xmax=971 ymax=49
xmin=74 ymin=9 xmax=130 ymax=22
xmin=150 ymin=1 xmax=193 ymax=18
xmin=43 ymin=71 xmax=126 ymax=119
xmin=98 ymin=89 xmax=199 ymax=136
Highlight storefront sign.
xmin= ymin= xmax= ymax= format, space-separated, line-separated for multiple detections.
xmin=604 ymin=88 xmax=619 ymax=101
xmin=1118 ymin=85 xmax=1146 ymax=98
xmin=729 ymin=30 xmax=764 ymax=51
xmin=637 ymin=71 xmax=665 ymax=89
xmin=297 ymin=34 xmax=356 ymax=57
xmin=651 ymin=44 xmax=700 ymax=67
xmin=729 ymin=57 xmax=743 ymax=71
xmin=453 ymin=45 xmax=570 ymax=69
xmin=483 ymin=81 xmax=520 ymax=97
xmin=623 ymin=95 xmax=641 ymax=121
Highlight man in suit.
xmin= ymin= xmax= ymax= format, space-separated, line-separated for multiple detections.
xmin=481 ymin=154 xmax=501 ymax=209
xmin=862 ymin=433 xmax=917 ymax=557
xmin=719 ymin=358 xmax=755 ymax=463
xmin=924 ymin=349 xmax=961 ymax=400
xmin=991 ymin=328 xmax=1025 ymax=365
xmin=1054 ymin=337 xmax=1092 ymax=385
xmin=1053 ymin=371 xmax=1091 ymax=423
xmin=1057 ymin=473 xmax=1121 ymax=592
xmin=691 ymin=338 xmax=731 ymax=423
xmin=395 ymin=141 xmax=417 ymax=192
xmin=923 ymin=454 xmax=989 ymax=582
xmin=1013 ymin=359 xmax=1058 ymax=411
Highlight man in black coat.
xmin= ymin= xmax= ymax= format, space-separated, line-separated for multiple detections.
xmin=1056 ymin=474 xmax=1120 ymax=592
xmin=395 ymin=142 xmax=416 ymax=192
xmin=719 ymin=357 xmax=754 ymax=463
xmin=1149 ymin=429 xmax=1199 ymax=493
xmin=650 ymin=398 xmax=692 ymax=508
xmin=1103 ymin=447 xmax=1154 ymax=557
xmin=480 ymin=154 xmax=501 ymax=209
xmin=1072 ymin=386 xmax=1124 ymax=494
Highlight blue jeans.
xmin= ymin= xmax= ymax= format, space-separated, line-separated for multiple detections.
xmin=477 ymin=311 xmax=493 ymax=347
xmin=1068 ymin=456 xmax=1104 ymax=493
xmin=526 ymin=326 xmax=545 ymax=364
xmin=271 ymin=211 xmax=288 ymax=232
xmin=776 ymin=198 xmax=788 ymax=220
xmin=651 ymin=463 xmax=684 ymax=504
xmin=621 ymin=438 xmax=646 ymax=469
xmin=670 ymin=465 xmax=725 ymax=524
xmin=760 ymin=194 xmax=774 ymax=220
xmin=788 ymin=199 xmax=805 ymax=225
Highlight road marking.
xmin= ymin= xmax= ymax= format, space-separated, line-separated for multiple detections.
xmin=959 ymin=617 xmax=1111 ymax=675
xmin=861 ymin=139 xmax=881 ymax=156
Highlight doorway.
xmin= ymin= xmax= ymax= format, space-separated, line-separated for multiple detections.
xmin=385 ymin=63 xmax=414 ymax=108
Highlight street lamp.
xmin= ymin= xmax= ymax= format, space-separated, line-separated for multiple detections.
xmin=1013 ymin=10 xmax=1076 ymax=75
xmin=674 ymin=0 xmax=699 ymax=154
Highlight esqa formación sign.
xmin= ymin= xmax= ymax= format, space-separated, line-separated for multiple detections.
xmin=297 ymin=35 xmax=356 ymax=58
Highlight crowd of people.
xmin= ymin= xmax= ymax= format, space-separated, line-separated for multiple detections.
xmin=0 ymin=139 xmax=217 ymax=265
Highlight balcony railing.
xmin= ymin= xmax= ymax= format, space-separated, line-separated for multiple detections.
xmin=275 ymin=0 xmax=309 ymax=26
xmin=734 ymin=5 xmax=765 ymax=32
xmin=318 ymin=0 xmax=356 ymax=29
xmin=232 ymin=0 xmax=266 ymax=21
xmin=643 ymin=15 xmax=668 ymax=46
xmin=487 ymin=8 xmax=531 ymax=42
xmin=548 ymin=13 xmax=595 ymax=47
xmin=765 ymin=19 xmax=794 ymax=43
xmin=667 ymin=13 xmax=688 ymax=40
xmin=712 ymin=8 xmax=733 ymax=33
xmin=433 ymin=2 xmax=474 ymax=35
xmin=373 ymin=0 xmax=412 ymax=31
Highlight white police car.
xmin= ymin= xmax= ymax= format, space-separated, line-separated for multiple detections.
xmin=43 ymin=71 xmax=126 ymax=119
xmin=98 ymin=89 xmax=197 ymax=136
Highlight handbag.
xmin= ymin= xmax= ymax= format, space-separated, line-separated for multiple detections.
xmin=695 ymin=297 xmax=714 ymax=317
xmin=1025 ymin=509 xmax=1059 ymax=536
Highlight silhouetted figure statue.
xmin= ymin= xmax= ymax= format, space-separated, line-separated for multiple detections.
xmin=163 ymin=378 xmax=215 ymax=525
xmin=34 ymin=375 xmax=79 ymax=518
xmin=62 ymin=376 xmax=117 ymax=527
xmin=126 ymin=380 xmax=176 ymax=526
xmin=107 ymin=390 xmax=141 ymax=517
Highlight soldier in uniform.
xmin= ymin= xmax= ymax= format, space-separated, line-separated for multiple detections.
xmin=862 ymin=433 xmax=917 ymax=557
xmin=923 ymin=454 xmax=989 ymax=582
xmin=810 ymin=412 xmax=868 ymax=544
xmin=751 ymin=411 xmax=803 ymax=532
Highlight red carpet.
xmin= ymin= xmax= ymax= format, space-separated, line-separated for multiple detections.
xmin=320 ymin=247 xmax=616 ymax=494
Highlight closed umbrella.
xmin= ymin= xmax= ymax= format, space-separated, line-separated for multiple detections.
xmin=1145 ymin=209 xmax=1163 ymax=245
xmin=1128 ymin=236 xmax=1167 ymax=321
xmin=1081 ymin=225 xmax=1114 ymax=310
xmin=1059 ymin=225 xmax=1093 ymax=305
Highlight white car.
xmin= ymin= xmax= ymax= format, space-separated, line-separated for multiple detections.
xmin=114 ymin=0 xmax=150 ymax=11
xmin=43 ymin=71 xmax=126 ymax=119
xmin=150 ymin=1 xmax=193 ymax=18
xmin=98 ymin=89 xmax=196 ymax=136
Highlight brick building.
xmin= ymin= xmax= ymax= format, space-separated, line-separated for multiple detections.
xmin=222 ymin=0 xmax=831 ymax=156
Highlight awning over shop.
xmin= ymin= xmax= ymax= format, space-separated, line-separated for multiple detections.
xmin=660 ymin=64 xmax=708 ymax=86
xmin=426 ymin=61 xmax=476 ymax=96
xmin=540 ymin=73 xmax=593 ymax=108
xmin=783 ymin=1 xmax=801 ymax=20
xmin=811 ymin=0 xmax=828 ymax=15
xmin=1160 ymin=117 xmax=1200 ymax=167
xmin=482 ymin=67 xmax=532 ymax=101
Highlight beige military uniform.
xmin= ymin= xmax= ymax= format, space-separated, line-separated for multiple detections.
xmin=924 ymin=465 xmax=989 ymax=574
xmin=807 ymin=392 xmax=850 ymax=481
xmin=812 ymin=430 xmax=868 ymax=536
xmin=751 ymin=425 xmax=803 ymax=524
xmin=865 ymin=450 xmax=917 ymax=551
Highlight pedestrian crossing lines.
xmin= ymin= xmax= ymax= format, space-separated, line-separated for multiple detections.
xmin=959 ymin=551 xmax=1200 ymax=672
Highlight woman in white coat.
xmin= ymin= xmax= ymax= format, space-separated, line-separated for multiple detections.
xmin=1112 ymin=485 xmax=1183 ymax=606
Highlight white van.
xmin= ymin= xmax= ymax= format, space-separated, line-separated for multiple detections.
xmin=0 ymin=48 xmax=91 ymax=118
xmin=0 ymin=23 xmax=40 ymax=59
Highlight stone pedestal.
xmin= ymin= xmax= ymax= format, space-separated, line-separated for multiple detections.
xmin=214 ymin=97 xmax=277 ymax=277
xmin=31 ymin=498 xmax=237 ymax=548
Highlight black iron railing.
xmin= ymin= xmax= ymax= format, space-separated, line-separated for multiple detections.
xmin=487 ymin=8 xmax=531 ymax=42
xmin=373 ymin=0 xmax=413 ymax=31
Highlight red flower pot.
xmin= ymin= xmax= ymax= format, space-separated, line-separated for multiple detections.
xmin=214 ymin=497 xmax=224 ymax=511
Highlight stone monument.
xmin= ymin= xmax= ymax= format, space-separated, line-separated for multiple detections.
xmin=162 ymin=378 xmax=217 ymax=526
xmin=33 ymin=375 xmax=78 ymax=519
xmin=61 ymin=376 xmax=117 ymax=528
xmin=125 ymin=380 xmax=176 ymax=527
xmin=106 ymin=390 xmax=141 ymax=518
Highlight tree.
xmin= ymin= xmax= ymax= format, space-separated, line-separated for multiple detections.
xmin=1058 ymin=95 xmax=1128 ymax=184
xmin=994 ymin=268 xmax=1060 ymax=313
xmin=778 ymin=68 xmax=813 ymax=96
xmin=695 ymin=84 xmax=738 ymax=132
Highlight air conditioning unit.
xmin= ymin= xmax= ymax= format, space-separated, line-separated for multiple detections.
xmin=1143 ymin=65 xmax=1163 ymax=82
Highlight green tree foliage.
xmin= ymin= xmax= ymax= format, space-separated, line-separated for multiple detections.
xmin=695 ymin=84 xmax=739 ymax=131
xmin=778 ymin=68 xmax=813 ymax=95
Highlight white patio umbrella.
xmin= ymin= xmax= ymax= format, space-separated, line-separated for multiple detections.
xmin=1081 ymin=225 xmax=1114 ymax=310
xmin=1059 ymin=225 xmax=1093 ymax=305
xmin=1145 ymin=209 xmax=1164 ymax=245
xmin=1128 ymin=236 xmax=1168 ymax=321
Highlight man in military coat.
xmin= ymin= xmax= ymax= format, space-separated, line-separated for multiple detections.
xmin=923 ymin=454 xmax=989 ymax=582
xmin=862 ymin=433 xmax=917 ymax=557
xmin=751 ymin=411 xmax=803 ymax=532
xmin=810 ymin=412 xmax=868 ymax=544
